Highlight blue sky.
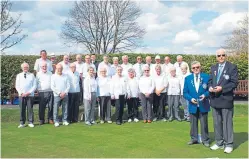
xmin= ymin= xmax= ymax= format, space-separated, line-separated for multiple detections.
xmin=5 ymin=0 xmax=248 ymax=55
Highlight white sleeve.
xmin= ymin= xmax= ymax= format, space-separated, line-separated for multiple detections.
xmin=28 ymin=74 xmax=37 ymax=94
xmin=34 ymin=59 xmax=39 ymax=71
xmin=51 ymin=75 xmax=60 ymax=95
xmin=65 ymin=76 xmax=70 ymax=94
xmin=15 ymin=74 xmax=22 ymax=95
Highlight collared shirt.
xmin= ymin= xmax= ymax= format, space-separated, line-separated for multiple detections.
xmin=84 ymin=75 xmax=97 ymax=100
xmin=74 ymin=61 xmax=84 ymax=75
xmin=110 ymin=75 xmax=128 ymax=99
xmin=96 ymin=76 xmax=111 ymax=97
xmin=127 ymin=77 xmax=139 ymax=98
xmin=34 ymin=58 xmax=53 ymax=72
xmin=121 ymin=63 xmax=133 ymax=78
xmin=218 ymin=62 xmax=226 ymax=76
xmin=139 ymin=75 xmax=155 ymax=94
xmin=82 ymin=63 xmax=96 ymax=78
xmin=67 ymin=71 xmax=80 ymax=93
xmin=110 ymin=64 xmax=120 ymax=77
xmin=167 ymin=75 xmax=181 ymax=95
xmin=194 ymin=74 xmax=200 ymax=93
xmin=162 ymin=62 xmax=174 ymax=77
xmin=51 ymin=73 xmax=70 ymax=96
xmin=98 ymin=61 xmax=112 ymax=77
xmin=133 ymin=63 xmax=144 ymax=79
xmin=15 ymin=72 xmax=37 ymax=96
xmin=154 ymin=73 xmax=168 ymax=93
xmin=36 ymin=71 xmax=52 ymax=92
xmin=58 ymin=61 xmax=70 ymax=74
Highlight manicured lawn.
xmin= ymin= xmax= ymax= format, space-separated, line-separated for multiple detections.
xmin=1 ymin=104 xmax=248 ymax=158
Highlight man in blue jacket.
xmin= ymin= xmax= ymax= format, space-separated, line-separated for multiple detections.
xmin=183 ymin=61 xmax=210 ymax=147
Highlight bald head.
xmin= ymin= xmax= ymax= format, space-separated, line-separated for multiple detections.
xmin=164 ymin=56 xmax=171 ymax=64
xmin=63 ymin=55 xmax=69 ymax=64
xmin=146 ymin=56 xmax=152 ymax=64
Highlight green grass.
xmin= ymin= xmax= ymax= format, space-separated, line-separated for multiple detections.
xmin=1 ymin=104 xmax=248 ymax=158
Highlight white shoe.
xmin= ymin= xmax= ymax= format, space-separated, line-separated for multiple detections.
xmin=224 ymin=147 xmax=233 ymax=153
xmin=128 ymin=119 xmax=132 ymax=123
xmin=162 ymin=118 xmax=167 ymax=122
xmin=134 ymin=118 xmax=139 ymax=122
xmin=100 ymin=120 xmax=104 ymax=124
xmin=210 ymin=144 xmax=224 ymax=150
xmin=107 ymin=121 xmax=112 ymax=124
xmin=28 ymin=123 xmax=34 ymax=128
xmin=153 ymin=117 xmax=157 ymax=122
xmin=63 ymin=122 xmax=69 ymax=126
xmin=18 ymin=124 xmax=25 ymax=128
xmin=54 ymin=122 xmax=60 ymax=127
xmin=91 ymin=121 xmax=96 ymax=124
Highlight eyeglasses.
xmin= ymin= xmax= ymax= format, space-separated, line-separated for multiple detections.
xmin=217 ymin=54 xmax=226 ymax=57
xmin=192 ymin=66 xmax=200 ymax=69
xmin=144 ymin=70 xmax=149 ymax=72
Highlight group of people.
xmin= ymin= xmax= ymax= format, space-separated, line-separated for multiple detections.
xmin=15 ymin=48 xmax=238 ymax=153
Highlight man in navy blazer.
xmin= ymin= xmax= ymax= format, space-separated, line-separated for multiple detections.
xmin=183 ymin=61 xmax=210 ymax=147
xmin=208 ymin=49 xmax=238 ymax=153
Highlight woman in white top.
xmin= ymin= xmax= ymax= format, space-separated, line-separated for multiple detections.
xmin=138 ymin=64 xmax=155 ymax=123
xmin=167 ymin=66 xmax=181 ymax=122
xmin=96 ymin=67 xmax=112 ymax=124
xmin=153 ymin=64 xmax=168 ymax=122
xmin=180 ymin=63 xmax=191 ymax=122
xmin=126 ymin=68 xmax=139 ymax=123
xmin=110 ymin=66 xmax=128 ymax=125
xmin=83 ymin=66 xmax=98 ymax=126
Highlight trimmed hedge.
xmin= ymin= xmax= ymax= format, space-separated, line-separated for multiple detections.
xmin=1 ymin=53 xmax=248 ymax=98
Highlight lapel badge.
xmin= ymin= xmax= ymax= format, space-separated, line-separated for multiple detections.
xmin=202 ymin=83 xmax=207 ymax=89
xmin=224 ymin=74 xmax=230 ymax=80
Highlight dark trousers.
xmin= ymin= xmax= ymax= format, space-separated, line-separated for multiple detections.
xmin=99 ymin=96 xmax=111 ymax=121
xmin=190 ymin=108 xmax=209 ymax=144
xmin=153 ymin=93 xmax=166 ymax=119
xmin=19 ymin=96 xmax=34 ymax=124
xmin=79 ymin=78 xmax=83 ymax=105
xmin=127 ymin=97 xmax=138 ymax=119
xmin=39 ymin=91 xmax=54 ymax=123
xmin=140 ymin=93 xmax=153 ymax=120
xmin=68 ymin=92 xmax=80 ymax=122
xmin=115 ymin=95 xmax=125 ymax=122
xmin=212 ymin=108 xmax=234 ymax=148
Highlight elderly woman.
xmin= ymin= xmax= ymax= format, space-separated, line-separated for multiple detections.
xmin=97 ymin=67 xmax=112 ymax=124
xmin=153 ymin=64 xmax=168 ymax=122
xmin=84 ymin=66 xmax=98 ymax=126
xmin=110 ymin=66 xmax=128 ymax=125
xmin=126 ymin=68 xmax=140 ymax=123
xmin=139 ymin=64 xmax=155 ymax=123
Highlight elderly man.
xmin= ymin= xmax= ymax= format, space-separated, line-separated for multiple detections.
xmin=36 ymin=62 xmax=53 ymax=125
xmin=183 ymin=61 xmax=210 ymax=147
xmin=51 ymin=64 xmax=70 ymax=127
xmin=174 ymin=55 xmax=190 ymax=76
xmin=145 ymin=56 xmax=153 ymax=75
xmin=50 ymin=53 xmax=57 ymax=73
xmin=15 ymin=62 xmax=37 ymax=128
xmin=121 ymin=55 xmax=133 ymax=78
xmin=58 ymin=55 xmax=70 ymax=74
xmin=74 ymin=54 xmax=84 ymax=105
xmin=208 ymin=49 xmax=238 ymax=153
xmin=34 ymin=50 xmax=53 ymax=73
xmin=67 ymin=63 xmax=81 ymax=123
xmin=133 ymin=56 xmax=144 ymax=79
xmin=162 ymin=56 xmax=174 ymax=77
xmin=98 ymin=55 xmax=112 ymax=77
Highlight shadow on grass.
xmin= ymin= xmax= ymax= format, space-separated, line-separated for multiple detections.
xmin=209 ymin=132 xmax=248 ymax=150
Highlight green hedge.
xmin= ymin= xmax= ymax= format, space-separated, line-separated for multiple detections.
xmin=1 ymin=53 xmax=248 ymax=98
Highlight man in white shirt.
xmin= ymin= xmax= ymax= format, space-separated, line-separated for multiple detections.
xmin=34 ymin=50 xmax=53 ymax=73
xmin=167 ymin=66 xmax=181 ymax=122
xmin=74 ymin=54 xmax=84 ymax=105
xmin=36 ymin=62 xmax=53 ymax=125
xmin=51 ymin=64 xmax=70 ymax=127
xmin=58 ymin=55 xmax=70 ymax=74
xmin=121 ymin=55 xmax=133 ymax=78
xmin=67 ymin=63 xmax=81 ymax=123
xmin=15 ymin=62 xmax=37 ymax=128
xmin=162 ymin=56 xmax=174 ymax=77
xmin=132 ymin=56 xmax=144 ymax=79
xmin=174 ymin=55 xmax=190 ymax=76
xmin=98 ymin=55 xmax=112 ymax=77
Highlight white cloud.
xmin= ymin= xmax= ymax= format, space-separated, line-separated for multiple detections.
xmin=174 ymin=30 xmax=200 ymax=44
xmin=207 ymin=12 xmax=246 ymax=35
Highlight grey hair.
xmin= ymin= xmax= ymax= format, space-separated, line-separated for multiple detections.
xmin=143 ymin=64 xmax=150 ymax=71
xmin=191 ymin=61 xmax=201 ymax=66
xmin=169 ymin=66 xmax=176 ymax=71
xmin=113 ymin=57 xmax=119 ymax=61
xmin=128 ymin=68 xmax=135 ymax=73
xmin=216 ymin=48 xmax=226 ymax=55
xmin=87 ymin=66 xmax=95 ymax=72
xmin=21 ymin=62 xmax=29 ymax=68
xmin=176 ymin=55 xmax=183 ymax=59
xmin=122 ymin=55 xmax=128 ymax=60
xmin=155 ymin=64 xmax=161 ymax=71
xmin=116 ymin=65 xmax=123 ymax=70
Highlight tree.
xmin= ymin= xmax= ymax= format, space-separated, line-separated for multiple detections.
xmin=61 ymin=0 xmax=145 ymax=54
xmin=223 ymin=14 xmax=248 ymax=54
xmin=1 ymin=0 xmax=27 ymax=53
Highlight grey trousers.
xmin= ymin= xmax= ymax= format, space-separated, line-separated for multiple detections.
xmin=53 ymin=96 xmax=68 ymax=123
xmin=19 ymin=96 xmax=34 ymax=124
xmin=212 ymin=108 xmax=234 ymax=148
xmin=190 ymin=108 xmax=209 ymax=144
xmin=168 ymin=95 xmax=180 ymax=120
xmin=39 ymin=91 xmax=54 ymax=122
xmin=180 ymin=95 xmax=189 ymax=119
xmin=84 ymin=92 xmax=96 ymax=123
xmin=99 ymin=96 xmax=111 ymax=121
xmin=140 ymin=93 xmax=153 ymax=120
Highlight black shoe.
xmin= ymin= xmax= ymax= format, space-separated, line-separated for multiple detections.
xmin=187 ymin=141 xmax=198 ymax=145
xmin=203 ymin=142 xmax=210 ymax=147
xmin=39 ymin=121 xmax=44 ymax=125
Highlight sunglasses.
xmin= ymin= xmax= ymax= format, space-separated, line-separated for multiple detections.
xmin=217 ymin=54 xmax=226 ymax=57
xmin=192 ymin=66 xmax=200 ymax=69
